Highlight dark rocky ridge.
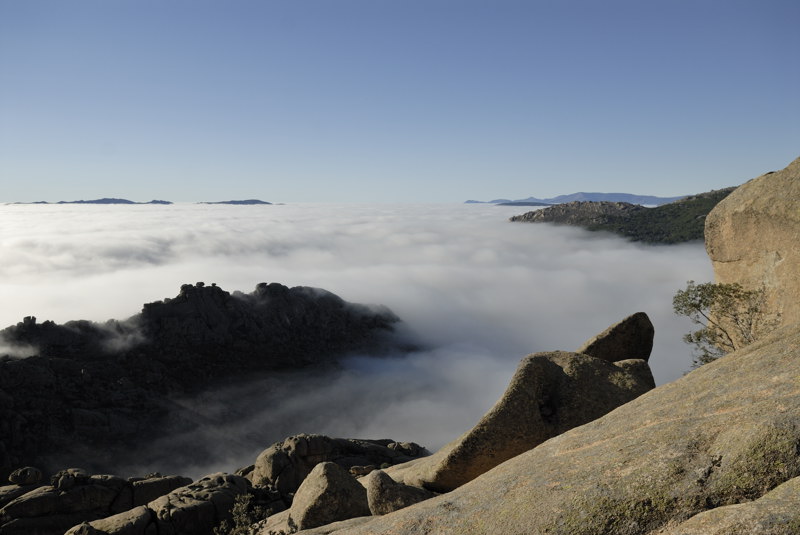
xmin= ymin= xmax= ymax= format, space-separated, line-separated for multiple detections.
xmin=31 ymin=199 xmax=172 ymax=205
xmin=0 ymin=282 xmax=400 ymax=480
xmin=198 ymin=199 xmax=272 ymax=205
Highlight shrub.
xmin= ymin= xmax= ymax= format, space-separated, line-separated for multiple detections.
xmin=673 ymin=280 xmax=779 ymax=368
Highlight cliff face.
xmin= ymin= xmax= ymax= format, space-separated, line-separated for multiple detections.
xmin=705 ymin=156 xmax=800 ymax=330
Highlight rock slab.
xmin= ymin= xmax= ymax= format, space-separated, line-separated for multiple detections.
xmin=386 ymin=349 xmax=655 ymax=493
xmin=576 ymin=311 xmax=654 ymax=362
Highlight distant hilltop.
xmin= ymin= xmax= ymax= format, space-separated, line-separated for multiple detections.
xmin=509 ymin=187 xmax=736 ymax=243
xmin=466 ymin=192 xmax=687 ymax=206
xmin=11 ymin=198 xmax=173 ymax=205
xmin=197 ymin=199 xmax=272 ymax=205
xmin=8 ymin=198 xmax=274 ymax=205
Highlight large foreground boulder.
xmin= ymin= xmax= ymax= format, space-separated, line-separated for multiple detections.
xmin=323 ymin=322 xmax=800 ymax=534
xmin=705 ymin=156 xmax=800 ymax=335
xmin=385 ymin=349 xmax=655 ymax=493
xmin=287 ymin=463 xmax=369 ymax=531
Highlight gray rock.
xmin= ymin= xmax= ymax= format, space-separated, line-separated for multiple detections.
xmin=0 ymin=471 xmax=191 ymax=535
xmin=62 ymin=473 xmax=248 ymax=535
xmin=51 ymin=468 xmax=91 ymax=491
xmin=8 ymin=466 xmax=42 ymax=486
xmin=288 ymin=462 xmax=370 ymax=531
xmin=576 ymin=311 xmax=654 ymax=362
xmin=131 ymin=475 xmax=192 ymax=506
xmin=659 ymin=476 xmax=800 ymax=534
xmin=290 ymin=516 xmax=373 ymax=534
xmin=65 ymin=506 xmax=155 ymax=535
xmin=148 ymin=473 xmax=249 ymax=535
xmin=0 ymin=483 xmax=43 ymax=509
xmin=705 ymin=155 xmax=800 ymax=341
xmin=363 ymin=470 xmax=434 ymax=515
xmin=251 ymin=435 xmax=427 ymax=498
xmin=386 ymin=351 xmax=654 ymax=492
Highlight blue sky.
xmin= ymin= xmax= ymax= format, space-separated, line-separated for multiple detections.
xmin=1 ymin=0 xmax=798 ymax=202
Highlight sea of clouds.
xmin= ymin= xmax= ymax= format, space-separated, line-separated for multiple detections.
xmin=0 ymin=202 xmax=713 ymax=475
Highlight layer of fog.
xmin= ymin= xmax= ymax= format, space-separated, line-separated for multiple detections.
xmin=0 ymin=203 xmax=712 ymax=476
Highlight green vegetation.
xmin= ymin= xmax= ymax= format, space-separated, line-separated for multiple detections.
xmin=585 ymin=188 xmax=735 ymax=243
xmin=672 ymin=280 xmax=778 ymax=368
xmin=213 ymin=493 xmax=265 ymax=535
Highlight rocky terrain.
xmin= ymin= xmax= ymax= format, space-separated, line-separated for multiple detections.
xmin=1 ymin=157 xmax=799 ymax=534
xmin=0 ymin=282 xmax=399 ymax=480
xmin=510 ymin=187 xmax=735 ymax=243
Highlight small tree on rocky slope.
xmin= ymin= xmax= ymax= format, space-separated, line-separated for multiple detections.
xmin=673 ymin=280 xmax=778 ymax=368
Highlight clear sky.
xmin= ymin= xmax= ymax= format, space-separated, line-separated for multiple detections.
xmin=1 ymin=0 xmax=798 ymax=203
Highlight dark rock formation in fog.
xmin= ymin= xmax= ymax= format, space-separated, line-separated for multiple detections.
xmin=0 ymin=282 xmax=400 ymax=480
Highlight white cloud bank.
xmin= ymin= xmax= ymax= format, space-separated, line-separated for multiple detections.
xmin=0 ymin=202 xmax=712 ymax=475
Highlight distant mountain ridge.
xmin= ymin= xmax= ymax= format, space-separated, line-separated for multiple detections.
xmin=8 ymin=198 xmax=274 ymax=205
xmin=466 ymin=192 xmax=687 ymax=206
xmin=198 ymin=199 xmax=272 ymax=205
xmin=509 ymin=187 xmax=736 ymax=243
xmin=11 ymin=198 xmax=173 ymax=205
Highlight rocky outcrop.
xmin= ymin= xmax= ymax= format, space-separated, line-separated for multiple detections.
xmin=321 ymin=322 xmax=800 ymax=534
xmin=510 ymin=200 xmax=645 ymax=225
xmin=577 ymin=311 xmax=654 ymax=362
xmin=0 ymin=282 xmax=400 ymax=479
xmin=64 ymin=473 xmax=248 ymax=535
xmin=1 ymin=282 xmax=398 ymax=371
xmin=511 ymin=188 xmax=735 ymax=244
xmin=385 ymin=349 xmax=655 ymax=493
xmin=251 ymin=435 xmax=426 ymax=499
xmin=705 ymin=156 xmax=800 ymax=335
xmin=0 ymin=470 xmax=190 ymax=535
